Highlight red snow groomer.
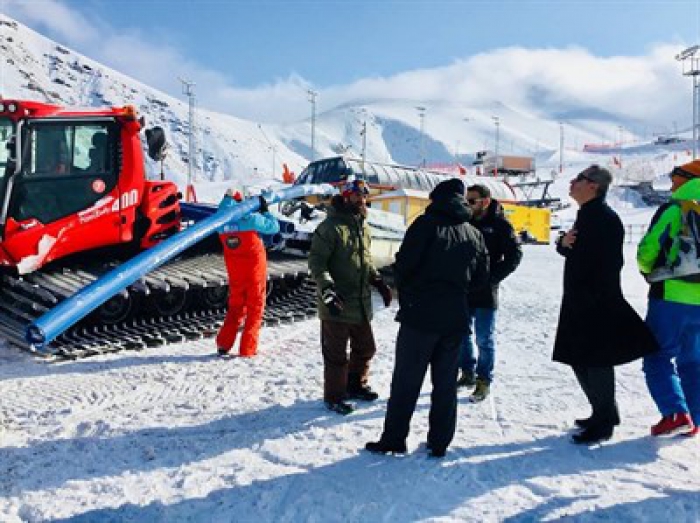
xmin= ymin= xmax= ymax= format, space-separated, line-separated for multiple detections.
xmin=0 ymin=100 xmax=314 ymax=357
xmin=0 ymin=100 xmax=180 ymax=274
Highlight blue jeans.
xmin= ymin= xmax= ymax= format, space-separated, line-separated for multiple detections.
xmin=643 ymin=299 xmax=700 ymax=423
xmin=459 ymin=308 xmax=497 ymax=382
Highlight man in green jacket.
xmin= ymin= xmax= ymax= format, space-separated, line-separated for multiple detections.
xmin=309 ymin=180 xmax=392 ymax=415
xmin=638 ymin=159 xmax=700 ymax=437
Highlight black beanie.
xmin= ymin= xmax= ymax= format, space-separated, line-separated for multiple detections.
xmin=429 ymin=178 xmax=465 ymax=201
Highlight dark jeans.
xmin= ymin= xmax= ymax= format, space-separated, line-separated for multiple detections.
xmin=321 ymin=320 xmax=377 ymax=403
xmin=459 ymin=307 xmax=497 ymax=382
xmin=572 ymin=365 xmax=620 ymax=427
xmin=380 ymin=324 xmax=461 ymax=452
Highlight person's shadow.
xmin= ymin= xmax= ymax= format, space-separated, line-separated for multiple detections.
xmin=44 ymin=433 xmax=666 ymax=522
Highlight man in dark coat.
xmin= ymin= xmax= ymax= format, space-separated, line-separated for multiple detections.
xmin=365 ymin=178 xmax=489 ymax=458
xmin=554 ymin=165 xmax=658 ymax=444
xmin=458 ymin=184 xmax=522 ymax=402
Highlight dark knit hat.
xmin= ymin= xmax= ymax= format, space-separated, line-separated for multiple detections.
xmin=429 ymin=178 xmax=465 ymax=200
xmin=674 ymin=160 xmax=700 ymax=179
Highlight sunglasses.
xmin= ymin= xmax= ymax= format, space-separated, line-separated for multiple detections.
xmin=670 ymin=167 xmax=694 ymax=180
xmin=466 ymin=198 xmax=483 ymax=205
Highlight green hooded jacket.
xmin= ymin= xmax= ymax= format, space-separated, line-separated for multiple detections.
xmin=308 ymin=198 xmax=379 ymax=323
xmin=637 ymin=178 xmax=700 ymax=305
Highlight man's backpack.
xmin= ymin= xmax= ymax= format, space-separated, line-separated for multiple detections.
xmin=648 ymin=199 xmax=700 ymax=282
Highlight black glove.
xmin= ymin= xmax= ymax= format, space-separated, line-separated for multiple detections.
xmin=371 ymin=277 xmax=393 ymax=307
xmin=258 ymin=195 xmax=269 ymax=214
xmin=322 ymin=286 xmax=344 ymax=316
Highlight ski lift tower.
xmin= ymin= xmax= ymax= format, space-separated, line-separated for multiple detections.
xmin=307 ymin=89 xmax=318 ymax=161
xmin=179 ymin=77 xmax=197 ymax=201
xmin=676 ymin=45 xmax=700 ymax=159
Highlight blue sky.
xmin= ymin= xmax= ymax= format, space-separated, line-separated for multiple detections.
xmin=3 ymin=0 xmax=700 ymax=125
xmin=14 ymin=0 xmax=699 ymax=87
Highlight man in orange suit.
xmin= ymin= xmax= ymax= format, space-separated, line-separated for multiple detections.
xmin=216 ymin=190 xmax=279 ymax=357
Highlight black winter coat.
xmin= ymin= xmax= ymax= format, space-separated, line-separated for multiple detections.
xmin=468 ymin=199 xmax=523 ymax=309
xmin=394 ymin=193 xmax=489 ymax=334
xmin=552 ymin=198 xmax=658 ymax=367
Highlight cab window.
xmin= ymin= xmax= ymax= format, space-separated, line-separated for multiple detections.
xmin=10 ymin=122 xmax=118 ymax=224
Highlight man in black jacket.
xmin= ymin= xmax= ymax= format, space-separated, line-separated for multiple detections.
xmin=554 ymin=165 xmax=658 ymax=444
xmin=458 ymin=184 xmax=522 ymax=402
xmin=365 ymin=178 xmax=489 ymax=458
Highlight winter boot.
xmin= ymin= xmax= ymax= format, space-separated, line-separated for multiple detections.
xmin=650 ymin=413 xmax=695 ymax=437
xmin=426 ymin=442 xmax=446 ymax=458
xmin=470 ymin=377 xmax=491 ymax=403
xmin=576 ymin=413 xmax=620 ymax=429
xmin=575 ymin=417 xmax=594 ymax=429
xmin=365 ymin=440 xmax=407 ymax=455
xmin=457 ymin=370 xmax=476 ymax=388
xmin=217 ymin=347 xmax=232 ymax=357
xmin=571 ymin=424 xmax=614 ymax=445
xmin=325 ymin=400 xmax=354 ymax=416
xmin=347 ymin=373 xmax=379 ymax=401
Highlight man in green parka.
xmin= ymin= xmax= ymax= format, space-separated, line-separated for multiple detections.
xmin=638 ymin=159 xmax=700 ymax=437
xmin=309 ymin=179 xmax=393 ymax=415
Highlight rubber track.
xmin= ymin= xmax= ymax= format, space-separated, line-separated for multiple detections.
xmin=0 ymin=252 xmax=318 ymax=360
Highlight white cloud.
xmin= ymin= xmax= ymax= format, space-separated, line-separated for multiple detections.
xmin=1 ymin=0 xmax=691 ymax=129
xmin=2 ymin=0 xmax=99 ymax=45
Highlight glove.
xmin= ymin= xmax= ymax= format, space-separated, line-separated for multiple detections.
xmin=258 ymin=195 xmax=269 ymax=214
xmin=321 ymin=286 xmax=344 ymax=316
xmin=371 ymin=277 xmax=393 ymax=307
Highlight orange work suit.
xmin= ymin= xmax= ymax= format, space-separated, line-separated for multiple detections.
xmin=216 ymin=230 xmax=268 ymax=356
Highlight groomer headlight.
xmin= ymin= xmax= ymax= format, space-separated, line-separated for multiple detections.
xmin=0 ymin=103 xmax=5 ymax=113
xmin=7 ymin=102 xmax=17 ymax=113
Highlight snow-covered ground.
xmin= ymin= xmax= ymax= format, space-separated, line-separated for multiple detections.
xmin=2 ymin=234 xmax=699 ymax=521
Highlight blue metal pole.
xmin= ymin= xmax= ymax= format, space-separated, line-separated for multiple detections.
xmin=26 ymin=184 xmax=336 ymax=351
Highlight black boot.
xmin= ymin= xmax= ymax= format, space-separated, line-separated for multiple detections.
xmin=575 ymin=412 xmax=621 ymax=429
xmin=347 ymin=373 xmax=379 ymax=401
xmin=571 ymin=425 xmax=614 ymax=444
xmin=574 ymin=417 xmax=594 ymax=429
xmin=365 ymin=440 xmax=407 ymax=454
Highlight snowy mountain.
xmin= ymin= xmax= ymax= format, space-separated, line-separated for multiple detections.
xmin=1 ymin=13 xmax=691 ymax=198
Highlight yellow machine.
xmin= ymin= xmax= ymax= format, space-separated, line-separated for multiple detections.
xmin=370 ymin=190 xmax=551 ymax=244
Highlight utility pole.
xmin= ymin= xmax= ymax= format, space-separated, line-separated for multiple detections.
xmin=618 ymin=125 xmax=624 ymax=169
xmin=360 ymin=120 xmax=367 ymax=171
xmin=492 ymin=116 xmax=500 ymax=176
xmin=179 ymin=77 xmax=197 ymax=201
xmin=416 ymin=106 xmax=426 ymax=166
xmin=676 ymin=45 xmax=700 ymax=159
xmin=257 ymin=123 xmax=277 ymax=178
xmin=559 ymin=122 xmax=564 ymax=174
xmin=307 ymin=89 xmax=318 ymax=161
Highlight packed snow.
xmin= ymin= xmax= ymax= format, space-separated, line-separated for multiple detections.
xmin=2 ymin=11 xmax=699 ymax=523
xmin=2 ymin=204 xmax=699 ymax=521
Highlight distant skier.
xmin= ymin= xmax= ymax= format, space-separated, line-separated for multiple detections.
xmin=638 ymin=160 xmax=700 ymax=437
xmin=216 ymin=189 xmax=279 ymax=358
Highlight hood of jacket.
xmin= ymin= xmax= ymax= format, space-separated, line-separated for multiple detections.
xmin=426 ymin=193 xmax=472 ymax=224
xmin=672 ymin=178 xmax=700 ymax=201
